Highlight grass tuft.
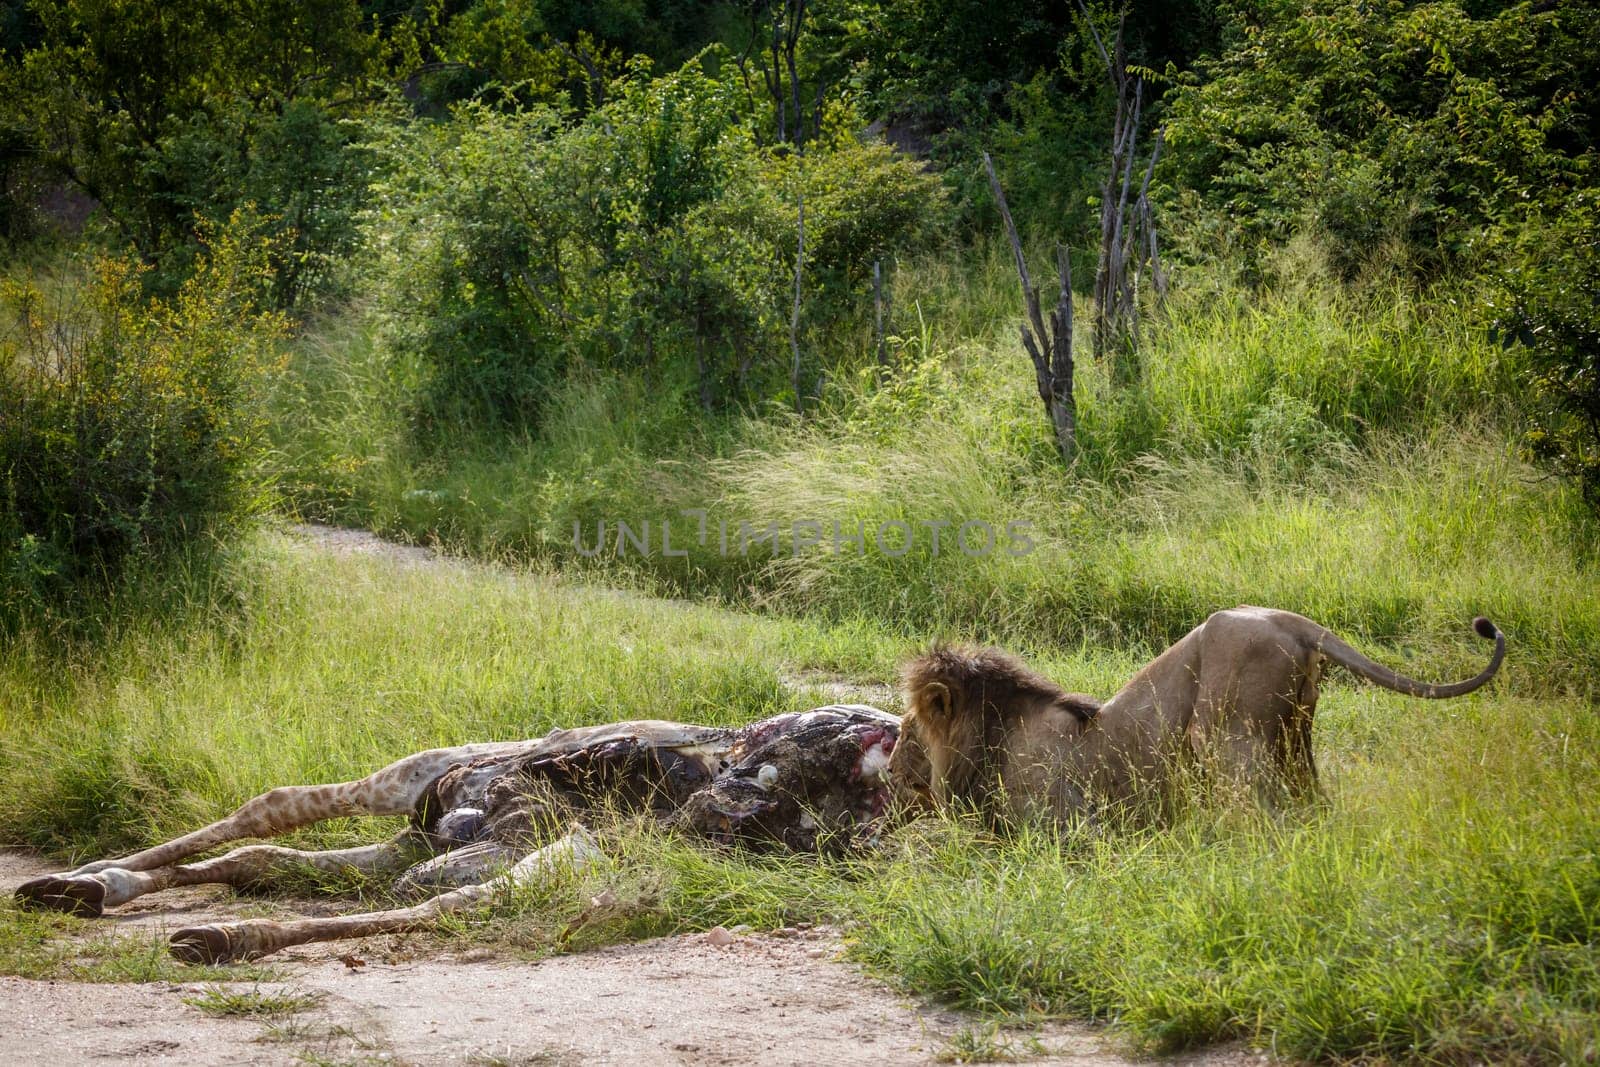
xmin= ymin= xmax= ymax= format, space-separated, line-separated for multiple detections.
xmin=184 ymin=984 xmax=323 ymax=1017
xmin=935 ymin=1022 xmax=1046 ymax=1063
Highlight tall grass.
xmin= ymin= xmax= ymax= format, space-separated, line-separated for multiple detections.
xmin=849 ymin=681 xmax=1600 ymax=1062
xmin=267 ymin=246 xmax=1593 ymax=689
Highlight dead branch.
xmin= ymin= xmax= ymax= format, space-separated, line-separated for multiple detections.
xmin=790 ymin=187 xmax=805 ymax=413
xmin=984 ymin=152 xmax=1076 ymax=462
xmin=1080 ymin=2 xmax=1165 ymax=376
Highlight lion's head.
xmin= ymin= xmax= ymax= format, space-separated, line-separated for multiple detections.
xmin=889 ymin=645 xmax=1099 ymax=816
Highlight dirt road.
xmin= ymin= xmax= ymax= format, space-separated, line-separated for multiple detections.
xmin=3 ymin=850 xmax=1270 ymax=1066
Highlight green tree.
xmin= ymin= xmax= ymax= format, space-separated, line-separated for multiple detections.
xmin=1163 ymin=0 xmax=1599 ymax=277
xmin=368 ymin=50 xmax=942 ymax=428
xmin=1500 ymin=195 xmax=1600 ymax=507
xmin=3 ymin=0 xmax=398 ymax=303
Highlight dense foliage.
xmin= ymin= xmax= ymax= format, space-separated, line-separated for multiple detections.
xmin=0 ymin=0 xmax=403 ymax=303
xmin=0 ymin=220 xmax=281 ymax=615
xmin=1499 ymin=194 xmax=1600 ymax=505
xmin=370 ymin=56 xmax=944 ymax=427
xmin=3 ymin=0 xmax=1595 ymax=491
xmin=1164 ymin=0 xmax=1600 ymax=278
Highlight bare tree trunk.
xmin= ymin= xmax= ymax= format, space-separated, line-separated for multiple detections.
xmin=555 ymin=39 xmax=607 ymax=111
xmin=753 ymin=0 xmax=807 ymax=147
xmin=734 ymin=327 xmax=754 ymax=396
xmin=767 ymin=12 xmax=786 ymax=144
xmin=785 ymin=0 xmax=807 ymax=147
xmin=1048 ymin=245 xmax=1076 ymax=451
xmin=1079 ymin=1 xmax=1164 ymax=379
xmin=784 ymin=0 xmax=809 ymax=411
xmin=790 ymin=188 xmax=806 ymax=413
xmin=695 ymin=311 xmax=713 ymax=412
xmin=1085 ymin=6 xmax=1121 ymax=366
xmin=983 ymin=153 xmax=1075 ymax=463
xmin=1138 ymin=130 xmax=1168 ymax=301
xmin=735 ymin=12 xmax=760 ymax=137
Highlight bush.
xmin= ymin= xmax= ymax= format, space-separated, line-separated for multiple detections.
xmin=150 ymin=97 xmax=380 ymax=308
xmin=1162 ymin=0 xmax=1600 ymax=279
xmin=0 ymin=219 xmax=283 ymax=617
xmin=1498 ymin=195 xmax=1600 ymax=507
xmin=367 ymin=51 xmax=945 ymax=431
xmin=3 ymin=0 xmax=394 ymax=305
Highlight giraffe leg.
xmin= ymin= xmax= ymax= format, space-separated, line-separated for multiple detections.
xmin=391 ymin=839 xmax=525 ymax=898
xmin=15 ymin=740 xmax=534 ymax=916
xmin=79 ymin=742 xmax=535 ymax=875
xmin=169 ymin=827 xmax=602 ymax=964
xmin=16 ymin=833 xmax=426 ymax=915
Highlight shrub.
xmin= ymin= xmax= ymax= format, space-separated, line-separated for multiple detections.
xmin=3 ymin=0 xmax=393 ymax=304
xmin=150 ymin=97 xmax=380 ymax=308
xmin=1497 ymin=194 xmax=1600 ymax=507
xmin=0 ymin=218 xmax=283 ymax=616
xmin=368 ymin=60 xmax=759 ymax=429
xmin=368 ymin=50 xmax=945 ymax=431
xmin=1162 ymin=0 xmax=1599 ymax=279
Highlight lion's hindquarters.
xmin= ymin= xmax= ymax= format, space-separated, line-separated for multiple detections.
xmin=1182 ymin=614 xmax=1325 ymax=808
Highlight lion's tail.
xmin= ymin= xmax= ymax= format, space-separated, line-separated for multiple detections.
xmin=1318 ymin=616 xmax=1505 ymax=699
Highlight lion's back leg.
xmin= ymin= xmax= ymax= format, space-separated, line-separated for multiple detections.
xmin=1283 ymin=663 xmax=1321 ymax=801
xmin=1188 ymin=624 xmax=1321 ymax=809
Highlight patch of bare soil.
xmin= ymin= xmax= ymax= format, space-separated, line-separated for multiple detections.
xmin=0 ymin=975 xmax=282 ymax=1066
xmin=291 ymin=523 xmax=441 ymax=567
xmin=0 ymin=851 xmax=1260 ymax=1067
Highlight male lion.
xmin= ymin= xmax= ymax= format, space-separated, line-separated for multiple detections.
xmin=891 ymin=608 xmax=1504 ymax=823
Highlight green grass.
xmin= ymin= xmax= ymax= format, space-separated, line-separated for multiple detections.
xmin=7 ymin=234 xmax=1598 ymax=1062
xmin=935 ymin=1022 xmax=1046 ymax=1064
xmin=0 ymin=532 xmax=904 ymax=858
xmin=184 ymin=984 xmax=323 ymax=1017
xmin=1 ymin=533 xmax=1595 ymax=1061
xmin=847 ymin=694 xmax=1600 ymax=1062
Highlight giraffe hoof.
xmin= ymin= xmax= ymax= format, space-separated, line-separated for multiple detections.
xmin=170 ymin=924 xmax=242 ymax=965
xmin=13 ymin=875 xmax=106 ymax=917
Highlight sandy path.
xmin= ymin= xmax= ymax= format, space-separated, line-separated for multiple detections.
xmin=2 ymin=851 xmax=1263 ymax=1067
xmin=294 ymin=522 xmax=444 ymax=566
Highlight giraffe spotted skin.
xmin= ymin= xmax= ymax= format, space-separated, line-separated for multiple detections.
xmin=15 ymin=706 xmax=900 ymax=963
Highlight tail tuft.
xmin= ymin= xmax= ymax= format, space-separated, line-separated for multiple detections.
xmin=1472 ymin=616 xmax=1499 ymax=641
